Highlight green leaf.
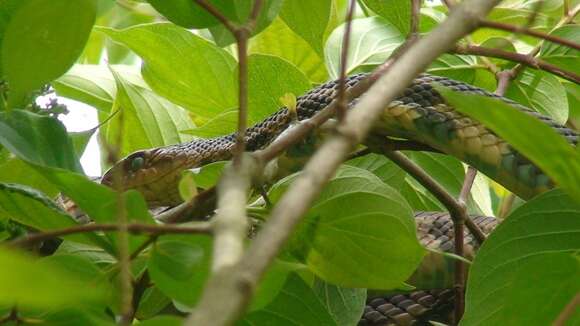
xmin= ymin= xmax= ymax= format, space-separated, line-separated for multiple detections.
xmin=1 ymin=0 xmax=96 ymax=107
xmin=97 ymin=23 xmax=237 ymax=120
xmin=146 ymin=0 xmax=235 ymax=29
xmin=324 ymin=17 xmax=404 ymax=79
xmin=480 ymin=37 xmax=517 ymax=69
xmin=462 ymin=190 xmax=580 ymax=325
xmin=138 ymin=316 xmax=183 ymax=326
xmin=270 ymin=166 xmax=425 ymax=289
xmin=181 ymin=111 xmax=237 ymax=138
xmin=105 ymin=67 xmax=194 ymax=157
xmin=250 ymin=260 xmax=305 ymax=311
xmin=135 ymin=287 xmax=172 ymax=320
xmin=505 ymin=69 xmax=568 ymax=124
xmin=539 ymin=25 xmax=580 ymax=75
xmin=0 ymin=247 xmax=107 ymax=308
xmin=361 ymin=0 xmax=411 ymax=35
xmin=250 ymin=18 xmax=328 ymax=83
xmin=0 ymin=110 xmax=82 ymax=172
xmin=0 ymin=0 xmax=26 ymax=77
xmin=438 ymin=86 xmax=580 ymax=201
xmin=346 ymin=153 xmax=406 ymax=188
xmin=313 ymin=278 xmax=366 ymax=326
xmin=207 ymin=0 xmax=284 ymax=47
xmin=53 ymin=64 xmax=146 ymax=112
xmin=240 ymin=273 xmax=337 ymax=326
xmin=70 ymin=129 xmax=96 ymax=158
xmin=245 ymin=54 xmax=311 ymax=123
xmin=280 ymin=0 xmax=331 ymax=56
xmin=0 ymin=183 xmax=107 ymax=247
xmin=147 ymin=235 xmax=212 ymax=307
xmin=0 ymin=157 xmax=58 ymax=197
xmin=193 ymin=161 xmax=227 ymax=189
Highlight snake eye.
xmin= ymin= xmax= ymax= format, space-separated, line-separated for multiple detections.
xmin=130 ymin=156 xmax=145 ymax=172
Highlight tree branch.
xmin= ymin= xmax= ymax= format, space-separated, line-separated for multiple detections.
xmin=9 ymin=222 xmax=213 ymax=248
xmin=453 ymin=44 xmax=580 ymax=84
xmin=336 ymin=0 xmax=357 ymax=121
xmin=480 ymin=19 xmax=580 ymax=51
xmin=185 ymin=0 xmax=501 ymax=324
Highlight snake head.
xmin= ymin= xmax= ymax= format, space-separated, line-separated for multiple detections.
xmin=101 ymin=146 xmax=193 ymax=207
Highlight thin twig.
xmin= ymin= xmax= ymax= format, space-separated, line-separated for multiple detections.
xmin=453 ymin=44 xmax=580 ymax=84
xmin=336 ymin=0 xmax=357 ymax=121
xmin=185 ymin=1 xmax=501 ymax=324
xmin=480 ymin=20 xmax=580 ymax=51
xmin=410 ymin=0 xmax=422 ymax=38
xmin=552 ymin=293 xmax=580 ymax=326
xmin=193 ymin=0 xmax=237 ymax=33
xmin=9 ymin=222 xmax=212 ymax=247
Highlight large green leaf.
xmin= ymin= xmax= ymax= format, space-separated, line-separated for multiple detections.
xmin=438 ymin=86 xmax=580 ymax=201
xmin=0 ymin=247 xmax=107 ymax=308
xmin=147 ymin=235 xmax=212 ymax=307
xmin=270 ymin=166 xmax=425 ymax=289
xmin=313 ymin=278 xmax=366 ymax=326
xmin=324 ymin=17 xmax=404 ymax=79
xmin=539 ymin=25 xmax=580 ymax=75
xmin=250 ymin=18 xmax=328 ymax=83
xmin=0 ymin=110 xmax=82 ymax=173
xmin=1 ymin=0 xmax=96 ymax=107
xmin=0 ymin=183 xmax=108 ymax=248
xmin=280 ymin=0 xmax=331 ymax=56
xmin=361 ymin=0 xmax=411 ymax=35
xmin=245 ymin=54 xmax=311 ymax=123
xmin=146 ymin=0 xmax=235 ymax=29
xmin=0 ymin=157 xmax=58 ymax=197
xmin=505 ymin=69 xmax=568 ymax=124
xmin=97 ymin=23 xmax=237 ymax=120
xmin=105 ymin=67 xmax=194 ymax=157
xmin=206 ymin=0 xmax=284 ymax=47
xmin=462 ymin=190 xmax=580 ymax=325
xmin=53 ymin=64 xmax=145 ymax=112
xmin=240 ymin=273 xmax=336 ymax=326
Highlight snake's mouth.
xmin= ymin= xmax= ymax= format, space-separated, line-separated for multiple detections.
xmin=101 ymin=147 xmax=196 ymax=207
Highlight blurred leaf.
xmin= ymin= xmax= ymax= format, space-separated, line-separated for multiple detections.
xmin=438 ymin=86 xmax=580 ymax=201
xmin=135 ymin=287 xmax=172 ymax=320
xmin=250 ymin=18 xmax=328 ymax=83
xmin=0 ymin=0 xmax=26 ymax=77
xmin=505 ymin=69 xmax=568 ymax=124
xmin=70 ymin=129 xmax=95 ymax=158
xmin=407 ymin=152 xmax=491 ymax=215
xmin=471 ymin=7 xmax=551 ymax=43
xmin=250 ymin=260 xmax=305 ymax=311
xmin=193 ymin=161 xmax=227 ymax=189
xmin=240 ymin=273 xmax=336 ymax=326
xmin=181 ymin=110 xmax=237 ymax=138
xmin=280 ymin=0 xmax=331 ymax=56
xmin=429 ymin=54 xmax=482 ymax=89
xmin=245 ymin=54 xmax=311 ymax=123
xmin=479 ymin=37 xmax=517 ymax=69
xmin=270 ymin=166 xmax=425 ymax=289
xmin=138 ymin=316 xmax=183 ymax=326
xmin=146 ymin=0 xmax=235 ymax=29
xmin=324 ymin=17 xmax=404 ymax=79
xmin=361 ymin=0 xmax=411 ymax=35
xmin=1 ymin=0 xmax=96 ymax=107
xmin=207 ymin=0 xmax=284 ymax=47
xmin=539 ymin=25 xmax=580 ymax=75
xmin=106 ymin=67 xmax=194 ymax=157
xmin=346 ymin=153 xmax=406 ymax=189
xmin=0 ymin=157 xmax=58 ymax=197
xmin=313 ymin=278 xmax=366 ymax=326
xmin=53 ymin=64 xmax=145 ymax=112
xmin=148 ymin=235 xmax=212 ymax=307
xmin=0 ymin=247 xmax=106 ymax=308
xmin=0 ymin=110 xmax=82 ymax=172
xmin=463 ymin=190 xmax=580 ymax=325
xmin=0 ymin=183 xmax=108 ymax=247
xmin=178 ymin=170 xmax=198 ymax=202
xmin=98 ymin=23 xmax=237 ymax=119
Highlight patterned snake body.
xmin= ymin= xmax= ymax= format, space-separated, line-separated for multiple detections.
xmin=102 ymin=73 xmax=577 ymax=205
xmin=99 ymin=74 xmax=577 ymax=324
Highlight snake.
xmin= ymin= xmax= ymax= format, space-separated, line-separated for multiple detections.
xmin=98 ymin=73 xmax=577 ymax=325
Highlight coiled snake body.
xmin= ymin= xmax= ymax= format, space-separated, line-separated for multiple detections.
xmin=101 ymin=73 xmax=577 ymax=325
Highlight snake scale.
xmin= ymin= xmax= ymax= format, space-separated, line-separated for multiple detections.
xmin=99 ymin=73 xmax=577 ymax=325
